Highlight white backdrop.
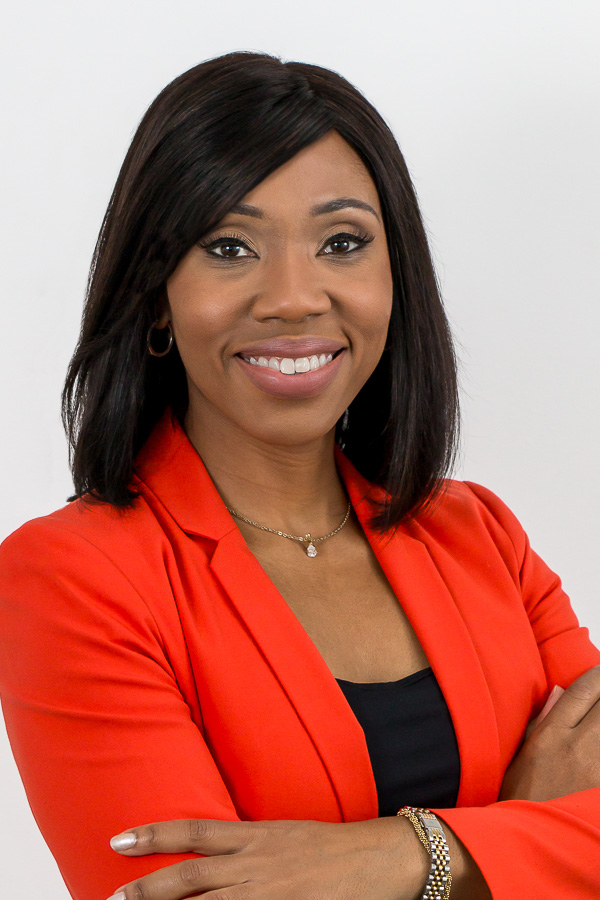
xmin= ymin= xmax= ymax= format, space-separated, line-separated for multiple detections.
xmin=1 ymin=0 xmax=598 ymax=896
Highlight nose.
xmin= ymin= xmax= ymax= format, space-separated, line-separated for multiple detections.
xmin=251 ymin=249 xmax=332 ymax=323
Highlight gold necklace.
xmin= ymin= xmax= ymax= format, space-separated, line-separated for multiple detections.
xmin=225 ymin=498 xmax=352 ymax=557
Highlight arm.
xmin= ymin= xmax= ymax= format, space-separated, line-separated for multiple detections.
xmin=0 ymin=520 xmax=493 ymax=900
xmin=429 ymin=483 xmax=600 ymax=899
xmin=0 ymin=519 xmax=241 ymax=900
xmin=102 ymin=807 xmax=490 ymax=900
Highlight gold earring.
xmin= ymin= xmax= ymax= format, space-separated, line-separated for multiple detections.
xmin=147 ymin=320 xmax=173 ymax=357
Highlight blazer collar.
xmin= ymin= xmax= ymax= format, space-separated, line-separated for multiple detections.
xmin=133 ymin=406 xmax=239 ymax=541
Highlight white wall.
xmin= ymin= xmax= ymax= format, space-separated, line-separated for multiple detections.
xmin=1 ymin=0 xmax=598 ymax=895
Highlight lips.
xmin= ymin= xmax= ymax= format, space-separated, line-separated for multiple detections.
xmin=235 ymin=346 xmax=347 ymax=399
xmin=235 ymin=337 xmax=347 ymax=358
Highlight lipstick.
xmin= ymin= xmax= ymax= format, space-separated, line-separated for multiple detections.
xmin=235 ymin=345 xmax=347 ymax=399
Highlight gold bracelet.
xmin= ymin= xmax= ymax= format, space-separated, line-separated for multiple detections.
xmin=397 ymin=806 xmax=452 ymax=900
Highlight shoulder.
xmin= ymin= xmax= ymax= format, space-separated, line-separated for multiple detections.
xmin=0 ymin=496 xmax=187 ymax=708
xmin=1 ymin=491 xmax=155 ymax=560
xmin=406 ymin=478 xmax=530 ymax=573
xmin=0 ymin=488 xmax=186 ymax=607
xmin=430 ymin=479 xmax=525 ymax=534
xmin=0 ymin=491 xmax=203 ymax=676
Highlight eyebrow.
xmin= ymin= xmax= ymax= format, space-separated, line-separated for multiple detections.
xmin=227 ymin=197 xmax=381 ymax=224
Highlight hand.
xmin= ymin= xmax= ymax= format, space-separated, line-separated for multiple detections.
xmin=499 ymin=665 xmax=600 ymax=803
xmin=523 ymin=683 xmax=565 ymax=740
xmin=108 ymin=815 xmax=429 ymax=900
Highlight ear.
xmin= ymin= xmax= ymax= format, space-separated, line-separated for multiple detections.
xmin=154 ymin=293 xmax=171 ymax=329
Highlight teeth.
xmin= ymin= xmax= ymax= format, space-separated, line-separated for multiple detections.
xmin=242 ymin=351 xmax=338 ymax=374
xmin=280 ymin=358 xmax=295 ymax=375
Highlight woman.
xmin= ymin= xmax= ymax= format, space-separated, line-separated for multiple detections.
xmin=1 ymin=50 xmax=599 ymax=900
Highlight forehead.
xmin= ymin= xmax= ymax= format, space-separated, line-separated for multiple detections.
xmin=238 ymin=130 xmax=380 ymax=214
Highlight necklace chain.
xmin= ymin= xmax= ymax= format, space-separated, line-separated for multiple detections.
xmin=225 ymin=498 xmax=352 ymax=557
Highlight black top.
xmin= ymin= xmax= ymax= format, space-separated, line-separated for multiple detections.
xmin=335 ymin=667 xmax=461 ymax=817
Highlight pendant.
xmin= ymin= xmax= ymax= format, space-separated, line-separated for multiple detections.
xmin=305 ymin=534 xmax=317 ymax=557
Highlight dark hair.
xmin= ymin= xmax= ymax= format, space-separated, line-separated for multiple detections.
xmin=62 ymin=50 xmax=460 ymax=532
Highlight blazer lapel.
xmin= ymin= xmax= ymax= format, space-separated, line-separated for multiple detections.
xmin=209 ymin=531 xmax=379 ymax=822
xmin=335 ymin=450 xmax=502 ymax=807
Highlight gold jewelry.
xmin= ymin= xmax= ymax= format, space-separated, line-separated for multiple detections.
xmin=225 ymin=498 xmax=352 ymax=557
xmin=398 ymin=807 xmax=452 ymax=899
xmin=147 ymin=320 xmax=173 ymax=356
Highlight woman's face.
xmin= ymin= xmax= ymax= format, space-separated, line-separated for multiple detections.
xmin=160 ymin=129 xmax=394 ymax=449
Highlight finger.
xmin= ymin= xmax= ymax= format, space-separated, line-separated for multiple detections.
xmin=542 ymin=665 xmax=600 ymax=729
xmin=526 ymin=685 xmax=565 ymax=739
xmin=110 ymin=818 xmax=260 ymax=857
xmin=108 ymin=854 xmax=248 ymax=900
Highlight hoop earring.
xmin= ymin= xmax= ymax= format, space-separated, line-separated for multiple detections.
xmin=147 ymin=321 xmax=173 ymax=357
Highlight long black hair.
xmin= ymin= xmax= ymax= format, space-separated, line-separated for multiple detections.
xmin=62 ymin=50 xmax=460 ymax=532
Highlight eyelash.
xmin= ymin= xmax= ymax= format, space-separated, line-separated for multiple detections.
xmin=196 ymin=229 xmax=375 ymax=260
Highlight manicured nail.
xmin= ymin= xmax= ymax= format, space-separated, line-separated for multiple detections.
xmin=110 ymin=832 xmax=137 ymax=850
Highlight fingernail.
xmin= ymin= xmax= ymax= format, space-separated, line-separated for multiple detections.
xmin=106 ymin=893 xmax=126 ymax=900
xmin=110 ymin=832 xmax=137 ymax=850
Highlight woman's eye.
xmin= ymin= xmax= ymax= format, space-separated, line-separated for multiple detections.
xmin=204 ymin=239 xmax=254 ymax=259
xmin=321 ymin=232 xmax=373 ymax=255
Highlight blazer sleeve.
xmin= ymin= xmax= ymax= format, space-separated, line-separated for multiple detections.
xmin=431 ymin=482 xmax=600 ymax=899
xmin=0 ymin=518 xmax=241 ymax=900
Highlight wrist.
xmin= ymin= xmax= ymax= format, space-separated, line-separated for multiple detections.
xmin=372 ymin=814 xmax=431 ymax=900
xmin=399 ymin=807 xmax=452 ymax=899
xmin=431 ymin=813 xmax=492 ymax=900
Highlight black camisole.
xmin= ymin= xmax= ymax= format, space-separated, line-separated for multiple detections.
xmin=335 ymin=667 xmax=461 ymax=817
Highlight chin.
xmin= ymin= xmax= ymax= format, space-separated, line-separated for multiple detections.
xmin=240 ymin=417 xmax=338 ymax=450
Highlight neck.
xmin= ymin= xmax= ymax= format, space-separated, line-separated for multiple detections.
xmin=183 ymin=406 xmax=349 ymax=537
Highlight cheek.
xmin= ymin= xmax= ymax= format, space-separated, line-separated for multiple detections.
xmin=167 ymin=260 xmax=241 ymax=339
xmin=168 ymin=288 xmax=240 ymax=360
xmin=350 ymin=270 xmax=394 ymax=347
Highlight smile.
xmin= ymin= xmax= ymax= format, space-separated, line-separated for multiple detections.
xmin=235 ymin=348 xmax=346 ymax=399
xmin=240 ymin=352 xmax=335 ymax=375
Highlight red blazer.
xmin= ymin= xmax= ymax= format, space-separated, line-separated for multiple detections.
xmin=1 ymin=406 xmax=599 ymax=900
